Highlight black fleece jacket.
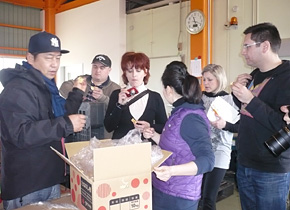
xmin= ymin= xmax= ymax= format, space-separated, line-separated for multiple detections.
xmin=234 ymin=60 xmax=290 ymax=173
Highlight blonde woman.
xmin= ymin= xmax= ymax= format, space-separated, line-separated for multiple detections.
xmin=200 ymin=64 xmax=239 ymax=210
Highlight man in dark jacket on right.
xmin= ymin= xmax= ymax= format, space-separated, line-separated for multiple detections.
xmin=0 ymin=31 xmax=86 ymax=210
xmin=231 ymin=22 xmax=290 ymax=210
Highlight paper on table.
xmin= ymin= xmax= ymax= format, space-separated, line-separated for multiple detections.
xmin=207 ymin=96 xmax=240 ymax=124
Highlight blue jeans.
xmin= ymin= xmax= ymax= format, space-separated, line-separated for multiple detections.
xmin=3 ymin=184 xmax=60 ymax=210
xmin=153 ymin=187 xmax=199 ymax=210
xmin=237 ymin=164 xmax=290 ymax=210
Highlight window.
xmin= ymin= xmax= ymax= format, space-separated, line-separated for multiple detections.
xmin=0 ymin=57 xmax=25 ymax=93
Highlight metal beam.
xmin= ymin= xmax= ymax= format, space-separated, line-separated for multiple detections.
xmin=0 ymin=0 xmax=45 ymax=9
xmin=0 ymin=23 xmax=42 ymax=31
xmin=127 ymin=0 xmax=179 ymax=14
xmin=55 ymin=0 xmax=67 ymax=10
xmin=56 ymin=0 xmax=100 ymax=13
xmin=128 ymin=0 xmax=149 ymax=6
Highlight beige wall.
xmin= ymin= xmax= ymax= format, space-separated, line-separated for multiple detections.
xmin=212 ymin=0 xmax=290 ymax=86
xmin=55 ymin=0 xmax=126 ymax=87
xmin=126 ymin=2 xmax=190 ymax=111
xmin=54 ymin=0 xmax=290 ymax=93
xmin=127 ymin=0 xmax=290 ymax=92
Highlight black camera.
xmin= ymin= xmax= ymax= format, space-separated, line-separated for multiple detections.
xmin=265 ymin=106 xmax=290 ymax=156
xmin=265 ymin=125 xmax=290 ymax=156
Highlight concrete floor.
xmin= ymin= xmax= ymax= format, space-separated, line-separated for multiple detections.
xmin=216 ymin=188 xmax=242 ymax=210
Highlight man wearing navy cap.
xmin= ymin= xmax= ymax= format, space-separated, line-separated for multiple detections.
xmin=0 ymin=31 xmax=86 ymax=210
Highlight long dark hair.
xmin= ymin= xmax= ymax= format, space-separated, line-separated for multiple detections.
xmin=161 ymin=61 xmax=202 ymax=104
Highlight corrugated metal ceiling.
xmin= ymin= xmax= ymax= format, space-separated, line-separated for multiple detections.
xmin=126 ymin=0 xmax=166 ymax=12
xmin=0 ymin=0 xmax=177 ymax=14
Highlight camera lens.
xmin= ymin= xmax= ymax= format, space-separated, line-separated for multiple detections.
xmin=265 ymin=126 xmax=290 ymax=156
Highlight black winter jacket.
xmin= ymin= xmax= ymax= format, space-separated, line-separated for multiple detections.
xmin=234 ymin=60 xmax=290 ymax=173
xmin=0 ymin=63 xmax=83 ymax=200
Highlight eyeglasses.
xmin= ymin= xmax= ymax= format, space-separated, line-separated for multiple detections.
xmin=243 ymin=42 xmax=261 ymax=49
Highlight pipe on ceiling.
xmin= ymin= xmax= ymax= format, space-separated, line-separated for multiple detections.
xmin=127 ymin=0 xmax=181 ymax=14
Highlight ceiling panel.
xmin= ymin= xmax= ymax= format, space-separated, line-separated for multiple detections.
xmin=1 ymin=0 xmax=173 ymax=13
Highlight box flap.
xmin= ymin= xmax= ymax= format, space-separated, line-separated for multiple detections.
xmin=152 ymin=149 xmax=172 ymax=171
xmin=93 ymin=142 xmax=151 ymax=180
xmin=62 ymin=140 xmax=171 ymax=181
xmin=50 ymin=146 xmax=91 ymax=181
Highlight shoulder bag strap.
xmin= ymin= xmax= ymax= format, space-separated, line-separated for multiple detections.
xmin=125 ymin=89 xmax=150 ymax=107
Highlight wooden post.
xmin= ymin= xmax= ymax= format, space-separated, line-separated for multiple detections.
xmin=189 ymin=0 xmax=212 ymax=88
xmin=44 ymin=0 xmax=56 ymax=34
xmin=190 ymin=0 xmax=212 ymax=67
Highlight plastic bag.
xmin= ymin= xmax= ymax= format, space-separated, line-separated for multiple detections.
xmin=151 ymin=145 xmax=164 ymax=166
xmin=70 ymin=129 xmax=163 ymax=179
xmin=30 ymin=201 xmax=78 ymax=209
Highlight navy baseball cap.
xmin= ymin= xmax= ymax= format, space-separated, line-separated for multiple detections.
xmin=91 ymin=54 xmax=111 ymax=67
xmin=28 ymin=31 xmax=69 ymax=54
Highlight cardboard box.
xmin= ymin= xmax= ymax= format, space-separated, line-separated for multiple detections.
xmin=52 ymin=141 xmax=171 ymax=210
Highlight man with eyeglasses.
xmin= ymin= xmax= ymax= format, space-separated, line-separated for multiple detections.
xmin=231 ymin=22 xmax=290 ymax=210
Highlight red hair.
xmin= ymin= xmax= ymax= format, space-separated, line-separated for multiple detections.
xmin=121 ymin=52 xmax=150 ymax=85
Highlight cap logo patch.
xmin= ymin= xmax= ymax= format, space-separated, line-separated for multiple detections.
xmin=91 ymin=54 xmax=111 ymax=67
xmin=51 ymin=38 xmax=60 ymax=48
xmin=96 ymin=55 xmax=105 ymax=61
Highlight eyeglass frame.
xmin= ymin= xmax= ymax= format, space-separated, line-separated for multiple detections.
xmin=243 ymin=42 xmax=261 ymax=49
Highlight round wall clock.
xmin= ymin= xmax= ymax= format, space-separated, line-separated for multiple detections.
xmin=185 ymin=9 xmax=205 ymax=34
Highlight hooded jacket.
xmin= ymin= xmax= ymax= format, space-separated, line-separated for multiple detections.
xmin=234 ymin=60 xmax=290 ymax=173
xmin=0 ymin=63 xmax=82 ymax=200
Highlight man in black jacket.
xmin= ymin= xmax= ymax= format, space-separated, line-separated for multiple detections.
xmin=231 ymin=23 xmax=290 ymax=210
xmin=0 ymin=31 xmax=86 ymax=210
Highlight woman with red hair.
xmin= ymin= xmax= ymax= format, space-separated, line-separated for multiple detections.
xmin=104 ymin=52 xmax=167 ymax=139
